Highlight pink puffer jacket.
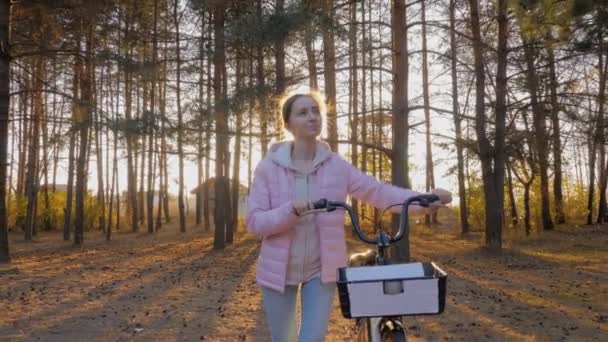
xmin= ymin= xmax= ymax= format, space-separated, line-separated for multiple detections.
xmin=246 ymin=140 xmax=425 ymax=293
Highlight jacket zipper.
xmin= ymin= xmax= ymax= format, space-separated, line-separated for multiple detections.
xmin=302 ymin=173 xmax=309 ymax=283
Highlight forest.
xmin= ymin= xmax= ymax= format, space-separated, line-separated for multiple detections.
xmin=0 ymin=0 xmax=606 ymax=340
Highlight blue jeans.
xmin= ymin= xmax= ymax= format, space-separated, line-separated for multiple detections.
xmin=261 ymin=277 xmax=336 ymax=342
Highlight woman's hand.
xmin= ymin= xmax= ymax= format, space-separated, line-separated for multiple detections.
xmin=428 ymin=188 xmax=452 ymax=212
xmin=291 ymin=199 xmax=311 ymax=216
xmin=432 ymin=188 xmax=452 ymax=205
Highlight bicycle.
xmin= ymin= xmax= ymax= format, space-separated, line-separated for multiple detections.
xmin=309 ymin=194 xmax=447 ymax=342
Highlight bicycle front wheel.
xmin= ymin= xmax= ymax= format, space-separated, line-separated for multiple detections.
xmin=380 ymin=318 xmax=407 ymax=342
xmin=381 ymin=329 xmax=406 ymax=342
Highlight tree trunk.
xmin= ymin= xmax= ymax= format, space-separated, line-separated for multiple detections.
xmin=16 ymin=72 xmax=27 ymax=197
xmin=506 ymin=161 xmax=518 ymax=228
xmin=304 ymin=0 xmax=317 ymax=91
xmin=63 ymin=58 xmax=79 ymax=241
xmin=138 ymin=87 xmax=146 ymax=226
xmin=421 ymin=0 xmax=435 ymax=226
xmin=147 ymin=0 xmax=159 ymax=234
xmin=596 ymin=41 xmax=607 ymax=223
xmin=547 ymin=47 xmax=566 ymax=224
xmin=360 ymin=0 xmax=371 ymax=221
xmin=349 ymin=0 xmax=359 ymax=217
xmin=524 ymin=182 xmax=531 ymax=235
xmin=468 ymin=0 xmax=506 ymax=249
xmin=94 ymin=74 xmax=106 ymax=235
xmin=231 ymin=58 xmax=243 ymax=235
xmin=196 ymin=29 xmax=205 ymax=227
xmin=322 ymin=0 xmax=338 ymax=151
xmin=391 ymin=0 xmax=411 ymax=262
xmin=257 ymin=0 xmax=268 ymax=155
xmin=248 ymin=57 xmax=254 ymax=190
xmin=449 ymin=0 xmax=469 ymax=234
xmin=305 ymin=28 xmax=317 ymax=90
xmin=24 ymin=58 xmax=43 ymax=241
xmin=161 ymin=37 xmax=170 ymax=224
xmin=522 ymin=40 xmax=554 ymax=231
xmin=42 ymin=84 xmax=51 ymax=231
xmin=204 ymin=21 xmax=212 ymax=232
xmin=213 ymin=3 xmax=228 ymax=250
xmin=122 ymin=10 xmax=138 ymax=233
xmin=74 ymin=23 xmax=94 ymax=245
xmin=0 ymin=0 xmax=10 ymax=262
xmin=275 ymin=0 xmax=286 ymax=140
xmin=174 ymin=0 xmax=186 ymax=233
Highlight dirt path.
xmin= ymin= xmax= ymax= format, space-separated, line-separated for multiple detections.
xmin=1 ymin=221 xmax=606 ymax=341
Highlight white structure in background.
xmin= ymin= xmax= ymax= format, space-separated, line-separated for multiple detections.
xmin=190 ymin=177 xmax=248 ymax=218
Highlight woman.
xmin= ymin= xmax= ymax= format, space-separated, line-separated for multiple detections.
xmin=246 ymin=93 xmax=452 ymax=342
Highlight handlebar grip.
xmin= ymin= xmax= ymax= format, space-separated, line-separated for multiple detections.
xmin=413 ymin=194 xmax=440 ymax=207
xmin=312 ymin=199 xmax=328 ymax=210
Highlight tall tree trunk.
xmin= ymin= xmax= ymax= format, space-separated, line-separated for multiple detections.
xmin=196 ymin=29 xmax=205 ymax=227
xmin=256 ymin=0 xmax=268 ymax=155
xmin=231 ymin=57 xmax=243 ymax=235
xmin=161 ymin=37 xmax=170 ymax=224
xmin=522 ymin=40 xmax=554 ymax=231
xmin=596 ymin=41 xmax=607 ymax=223
xmin=222 ymin=13 xmax=233 ymax=245
xmin=63 ymin=58 xmax=79 ymax=241
xmin=322 ymin=0 xmax=337 ymax=151
xmin=468 ymin=0 xmax=507 ymax=249
xmin=304 ymin=0 xmax=318 ymax=91
xmin=123 ymin=10 xmax=138 ymax=233
xmin=506 ymin=161 xmax=518 ymax=227
xmin=204 ymin=21 xmax=212 ymax=232
xmin=391 ymin=0 xmax=411 ymax=262
xmin=349 ymin=0 xmax=359 ymax=216
xmin=174 ymin=0 xmax=186 ymax=233
xmin=213 ymin=3 xmax=228 ymax=249
xmin=305 ymin=28 xmax=317 ymax=90
xmin=421 ymin=0 xmax=435 ymax=226
xmin=95 ymin=73 xmax=106 ymax=234
xmin=16 ymin=72 xmax=28 ymax=197
xmin=147 ymin=0 xmax=159 ymax=234
xmin=248 ymin=57 xmax=254 ymax=190
xmin=449 ymin=0 xmax=469 ymax=234
xmin=547 ymin=47 xmax=565 ymax=224
xmin=42 ymin=85 xmax=51 ymax=231
xmin=24 ymin=58 xmax=43 ymax=241
xmin=359 ymin=0 xmax=368 ymax=221
xmin=275 ymin=0 xmax=286 ymax=140
xmin=138 ymin=84 xmax=146 ymax=226
xmin=586 ymin=70 xmax=597 ymax=225
xmin=0 ymin=0 xmax=10 ymax=262
xmin=106 ymin=60 xmax=119 ymax=240
xmin=513 ymin=161 xmax=534 ymax=236
xmin=74 ymin=23 xmax=94 ymax=245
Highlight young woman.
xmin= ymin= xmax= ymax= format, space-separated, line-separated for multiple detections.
xmin=246 ymin=93 xmax=452 ymax=341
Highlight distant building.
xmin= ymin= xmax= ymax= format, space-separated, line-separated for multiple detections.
xmin=190 ymin=177 xmax=248 ymax=218
xmin=39 ymin=184 xmax=69 ymax=192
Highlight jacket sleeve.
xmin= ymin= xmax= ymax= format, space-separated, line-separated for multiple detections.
xmin=340 ymin=156 xmax=429 ymax=215
xmin=245 ymin=161 xmax=300 ymax=238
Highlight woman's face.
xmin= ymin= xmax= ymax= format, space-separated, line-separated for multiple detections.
xmin=286 ymin=96 xmax=322 ymax=140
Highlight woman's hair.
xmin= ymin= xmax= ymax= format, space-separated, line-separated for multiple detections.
xmin=280 ymin=92 xmax=326 ymax=125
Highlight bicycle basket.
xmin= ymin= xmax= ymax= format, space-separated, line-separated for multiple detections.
xmin=336 ymin=262 xmax=447 ymax=318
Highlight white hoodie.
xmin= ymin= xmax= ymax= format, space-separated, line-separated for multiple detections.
xmin=267 ymin=140 xmax=332 ymax=285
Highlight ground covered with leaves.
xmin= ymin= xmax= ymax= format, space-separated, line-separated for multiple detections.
xmin=1 ymin=219 xmax=606 ymax=341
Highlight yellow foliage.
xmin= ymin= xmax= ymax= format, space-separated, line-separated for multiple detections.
xmin=7 ymin=190 xmax=104 ymax=232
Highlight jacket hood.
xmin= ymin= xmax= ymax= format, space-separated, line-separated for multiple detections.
xmin=267 ymin=140 xmax=332 ymax=172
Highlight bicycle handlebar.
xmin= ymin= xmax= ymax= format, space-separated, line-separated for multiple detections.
xmin=312 ymin=194 xmax=440 ymax=245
